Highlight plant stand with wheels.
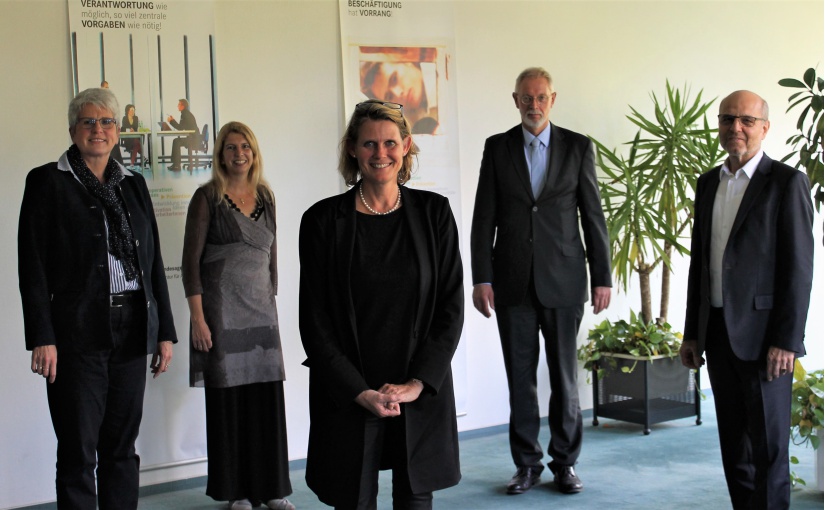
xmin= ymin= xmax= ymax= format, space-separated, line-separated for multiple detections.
xmin=592 ymin=354 xmax=701 ymax=435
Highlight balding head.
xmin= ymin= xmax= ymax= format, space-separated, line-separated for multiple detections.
xmin=719 ymin=90 xmax=769 ymax=120
xmin=717 ymin=90 xmax=770 ymax=171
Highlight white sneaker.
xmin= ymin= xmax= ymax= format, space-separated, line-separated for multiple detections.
xmin=267 ymin=499 xmax=295 ymax=510
xmin=230 ymin=500 xmax=253 ymax=510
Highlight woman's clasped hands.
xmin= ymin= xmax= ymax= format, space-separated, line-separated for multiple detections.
xmin=356 ymin=378 xmax=424 ymax=418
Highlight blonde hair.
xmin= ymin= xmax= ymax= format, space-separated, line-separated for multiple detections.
xmin=205 ymin=121 xmax=273 ymax=205
xmin=338 ymin=100 xmax=419 ymax=186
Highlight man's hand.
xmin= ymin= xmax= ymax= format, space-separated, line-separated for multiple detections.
xmin=679 ymin=340 xmax=705 ymax=370
xmin=472 ymin=284 xmax=495 ymax=318
xmin=31 ymin=345 xmax=57 ymax=384
xmin=355 ymin=389 xmax=402 ymax=418
xmin=150 ymin=340 xmax=174 ymax=379
xmin=766 ymin=346 xmax=795 ymax=382
xmin=592 ymin=286 xmax=611 ymax=314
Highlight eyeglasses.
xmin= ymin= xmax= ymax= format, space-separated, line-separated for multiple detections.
xmin=355 ymin=101 xmax=404 ymax=112
xmin=77 ymin=117 xmax=117 ymax=130
xmin=518 ymin=94 xmax=552 ymax=106
xmin=717 ymin=114 xmax=767 ymax=128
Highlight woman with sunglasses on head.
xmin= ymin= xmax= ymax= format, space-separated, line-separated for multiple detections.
xmin=18 ymin=87 xmax=177 ymax=509
xmin=298 ymin=99 xmax=464 ymax=509
xmin=182 ymin=121 xmax=294 ymax=510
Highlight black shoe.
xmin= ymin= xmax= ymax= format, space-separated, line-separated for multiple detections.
xmin=168 ymin=165 xmax=181 ymax=171
xmin=506 ymin=466 xmax=541 ymax=495
xmin=552 ymin=465 xmax=583 ymax=494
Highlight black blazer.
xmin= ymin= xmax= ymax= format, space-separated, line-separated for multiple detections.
xmin=298 ymin=185 xmax=463 ymax=504
xmin=684 ymin=154 xmax=814 ymax=360
xmin=18 ymin=155 xmax=178 ymax=354
xmin=470 ymin=123 xmax=611 ymax=308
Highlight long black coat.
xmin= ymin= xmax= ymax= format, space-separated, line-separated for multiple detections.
xmin=298 ymin=185 xmax=463 ymax=506
xmin=18 ymin=154 xmax=177 ymax=353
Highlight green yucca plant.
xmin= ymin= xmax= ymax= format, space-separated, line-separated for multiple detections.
xmin=590 ymin=82 xmax=725 ymax=325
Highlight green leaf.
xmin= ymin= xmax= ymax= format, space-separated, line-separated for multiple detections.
xmin=804 ymin=68 xmax=816 ymax=89
xmin=779 ymin=78 xmax=807 ymax=88
xmin=812 ymin=94 xmax=823 ymax=113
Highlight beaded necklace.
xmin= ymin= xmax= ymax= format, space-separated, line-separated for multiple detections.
xmin=359 ymin=183 xmax=401 ymax=215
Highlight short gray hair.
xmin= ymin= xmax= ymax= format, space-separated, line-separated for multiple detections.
xmin=68 ymin=88 xmax=120 ymax=127
xmin=514 ymin=67 xmax=553 ymax=93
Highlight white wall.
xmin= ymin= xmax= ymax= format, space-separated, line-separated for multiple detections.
xmin=0 ymin=1 xmax=822 ymax=508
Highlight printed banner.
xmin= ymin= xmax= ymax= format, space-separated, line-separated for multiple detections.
xmin=67 ymin=0 xmax=217 ymax=469
xmin=339 ymin=0 xmax=467 ymax=413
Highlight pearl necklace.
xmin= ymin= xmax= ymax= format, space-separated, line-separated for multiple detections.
xmin=359 ymin=183 xmax=401 ymax=215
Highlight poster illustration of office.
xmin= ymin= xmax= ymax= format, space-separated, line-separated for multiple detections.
xmin=339 ymin=0 xmax=467 ymax=412
xmin=68 ymin=0 xmax=216 ymax=186
xmin=66 ymin=0 xmax=218 ymax=470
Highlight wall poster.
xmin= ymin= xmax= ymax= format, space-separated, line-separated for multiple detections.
xmin=67 ymin=0 xmax=218 ymax=473
xmin=339 ymin=0 xmax=467 ymax=414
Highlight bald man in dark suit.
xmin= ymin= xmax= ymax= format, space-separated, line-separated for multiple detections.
xmin=681 ymin=90 xmax=814 ymax=510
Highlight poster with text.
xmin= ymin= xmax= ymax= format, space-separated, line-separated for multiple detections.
xmin=68 ymin=0 xmax=218 ymax=470
xmin=339 ymin=0 xmax=467 ymax=414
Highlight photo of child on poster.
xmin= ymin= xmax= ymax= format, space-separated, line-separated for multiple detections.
xmin=359 ymin=46 xmax=441 ymax=135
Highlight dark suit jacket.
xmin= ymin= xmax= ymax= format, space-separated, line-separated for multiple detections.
xmin=18 ymin=154 xmax=178 ymax=354
xmin=298 ymin=185 xmax=463 ymax=504
xmin=170 ymin=108 xmax=199 ymax=146
xmin=471 ymin=123 xmax=611 ymax=308
xmin=684 ymin=154 xmax=814 ymax=360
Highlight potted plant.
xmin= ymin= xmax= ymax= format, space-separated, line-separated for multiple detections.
xmin=779 ymin=68 xmax=823 ymax=489
xmin=589 ymin=81 xmax=725 ymax=325
xmin=577 ymin=311 xmax=699 ymax=435
xmin=778 ymin=68 xmax=823 ymax=213
xmin=578 ymin=82 xmax=725 ymax=433
xmin=789 ymin=359 xmax=824 ymax=489
xmin=578 ymin=310 xmax=682 ymax=381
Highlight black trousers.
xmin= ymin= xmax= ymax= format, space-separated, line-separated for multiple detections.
xmin=334 ymin=416 xmax=432 ymax=510
xmin=705 ymin=307 xmax=793 ymax=510
xmin=46 ymin=293 xmax=147 ymax=510
xmin=496 ymin=284 xmax=584 ymax=471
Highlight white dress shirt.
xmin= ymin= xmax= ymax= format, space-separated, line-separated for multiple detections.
xmin=709 ymin=151 xmax=762 ymax=307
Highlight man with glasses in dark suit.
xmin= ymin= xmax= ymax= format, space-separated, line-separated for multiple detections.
xmin=470 ymin=66 xmax=612 ymax=496
xmin=681 ymin=90 xmax=814 ymax=510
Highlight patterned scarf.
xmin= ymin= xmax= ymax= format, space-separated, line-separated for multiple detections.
xmin=67 ymin=144 xmax=139 ymax=281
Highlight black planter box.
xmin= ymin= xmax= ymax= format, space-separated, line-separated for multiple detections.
xmin=592 ymin=354 xmax=701 ymax=434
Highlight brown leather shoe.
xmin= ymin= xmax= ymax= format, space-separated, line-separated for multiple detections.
xmin=552 ymin=465 xmax=583 ymax=494
xmin=506 ymin=466 xmax=542 ymax=494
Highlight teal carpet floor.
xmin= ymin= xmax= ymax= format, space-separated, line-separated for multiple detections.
xmin=21 ymin=392 xmax=823 ymax=509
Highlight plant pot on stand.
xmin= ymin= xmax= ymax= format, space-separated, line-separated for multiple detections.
xmin=592 ymin=354 xmax=701 ymax=435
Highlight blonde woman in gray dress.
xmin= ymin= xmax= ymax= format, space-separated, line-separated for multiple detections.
xmin=182 ymin=121 xmax=294 ymax=510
